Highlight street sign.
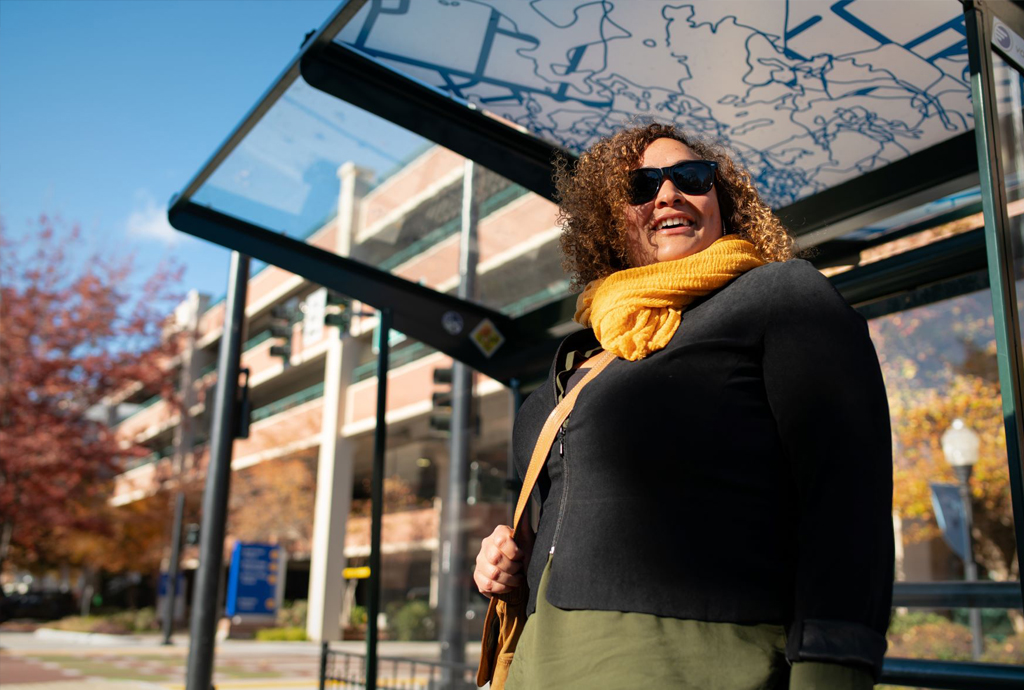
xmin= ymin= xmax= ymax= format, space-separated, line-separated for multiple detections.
xmin=157 ymin=571 xmax=186 ymax=623
xmin=930 ymin=482 xmax=969 ymax=561
xmin=225 ymin=543 xmax=281 ymax=617
xmin=343 ymin=566 xmax=371 ymax=579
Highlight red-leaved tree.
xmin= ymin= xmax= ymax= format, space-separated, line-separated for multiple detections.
xmin=0 ymin=216 xmax=183 ymax=571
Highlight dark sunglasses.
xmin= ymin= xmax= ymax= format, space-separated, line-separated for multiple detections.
xmin=627 ymin=160 xmax=718 ymax=205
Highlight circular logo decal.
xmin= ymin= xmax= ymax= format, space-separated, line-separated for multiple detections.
xmin=441 ymin=311 xmax=464 ymax=335
xmin=994 ymin=25 xmax=1011 ymax=50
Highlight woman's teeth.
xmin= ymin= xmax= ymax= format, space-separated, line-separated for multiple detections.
xmin=658 ymin=218 xmax=694 ymax=230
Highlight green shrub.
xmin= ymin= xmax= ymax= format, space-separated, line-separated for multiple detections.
xmin=887 ymin=618 xmax=974 ymax=661
xmin=276 ymin=600 xmax=308 ymax=629
xmin=349 ymin=605 xmax=367 ymax=627
xmin=132 ymin=607 xmax=158 ymax=632
xmin=44 ymin=607 xmax=159 ymax=635
xmin=46 ymin=615 xmax=130 ymax=634
xmin=255 ymin=626 xmax=308 ymax=641
xmin=982 ymin=633 xmax=1024 ymax=663
xmin=385 ymin=600 xmax=435 ymax=641
xmin=887 ymin=612 xmax=950 ymax=637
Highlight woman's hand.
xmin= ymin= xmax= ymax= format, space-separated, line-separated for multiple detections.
xmin=474 ymin=524 xmax=533 ymax=598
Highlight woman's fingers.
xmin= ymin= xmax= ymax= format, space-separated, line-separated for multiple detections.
xmin=474 ymin=565 xmax=524 ymax=597
xmin=474 ymin=525 xmax=526 ymax=598
xmin=490 ymin=524 xmax=523 ymax=562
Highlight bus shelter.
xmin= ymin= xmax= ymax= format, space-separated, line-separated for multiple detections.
xmin=167 ymin=2 xmax=1024 ymax=688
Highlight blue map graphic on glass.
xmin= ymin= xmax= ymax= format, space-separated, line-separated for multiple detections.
xmin=337 ymin=0 xmax=972 ymax=208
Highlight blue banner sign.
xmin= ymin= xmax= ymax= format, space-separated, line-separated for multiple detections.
xmin=930 ymin=482 xmax=968 ymax=561
xmin=225 ymin=542 xmax=279 ymax=617
xmin=158 ymin=571 xmax=185 ymax=598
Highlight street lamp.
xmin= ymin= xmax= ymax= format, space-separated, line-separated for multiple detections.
xmin=940 ymin=418 xmax=983 ymax=659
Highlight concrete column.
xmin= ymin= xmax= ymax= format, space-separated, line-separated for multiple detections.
xmin=172 ymin=290 xmax=210 ymax=472
xmin=335 ymin=162 xmax=373 ymax=258
xmin=306 ymin=334 xmax=361 ymax=641
xmin=305 ymin=161 xmax=372 ymax=642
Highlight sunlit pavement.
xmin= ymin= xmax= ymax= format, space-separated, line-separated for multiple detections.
xmin=0 ymin=631 xmax=483 ymax=690
xmin=0 ymin=631 xmax=322 ymax=690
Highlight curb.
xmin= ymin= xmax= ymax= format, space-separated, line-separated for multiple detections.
xmin=32 ymin=628 xmax=144 ymax=645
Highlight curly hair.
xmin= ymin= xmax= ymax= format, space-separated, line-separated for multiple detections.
xmin=555 ymin=122 xmax=795 ymax=289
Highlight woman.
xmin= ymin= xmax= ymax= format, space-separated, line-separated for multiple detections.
xmin=474 ymin=122 xmax=893 ymax=689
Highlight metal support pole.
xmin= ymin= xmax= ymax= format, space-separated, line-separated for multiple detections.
xmin=507 ymin=378 xmax=522 ymax=526
xmin=163 ymin=491 xmax=185 ymax=645
xmin=366 ymin=308 xmax=391 ymax=690
xmin=440 ymin=160 xmax=479 ymax=671
xmin=956 ymin=466 xmax=985 ymax=659
xmin=186 ymin=251 xmax=250 ymax=690
xmin=318 ymin=640 xmax=328 ymax=690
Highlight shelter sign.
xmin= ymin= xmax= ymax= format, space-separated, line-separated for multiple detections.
xmin=157 ymin=571 xmax=185 ymax=623
xmin=225 ymin=543 xmax=281 ymax=617
xmin=303 ymin=287 xmax=327 ymax=345
xmin=993 ymin=17 xmax=1024 ymax=72
xmin=930 ymin=482 xmax=969 ymax=562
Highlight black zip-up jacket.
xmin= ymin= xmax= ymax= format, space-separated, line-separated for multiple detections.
xmin=512 ymin=259 xmax=894 ymax=678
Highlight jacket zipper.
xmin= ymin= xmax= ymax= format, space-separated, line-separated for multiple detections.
xmin=549 ymin=423 xmax=570 ymax=556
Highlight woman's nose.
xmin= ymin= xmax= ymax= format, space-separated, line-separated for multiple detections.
xmin=654 ymin=178 xmax=685 ymax=208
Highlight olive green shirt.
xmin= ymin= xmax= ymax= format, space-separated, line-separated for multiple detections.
xmin=507 ymin=557 xmax=874 ymax=689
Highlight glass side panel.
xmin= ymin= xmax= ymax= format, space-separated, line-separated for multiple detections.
xmin=868 ymin=288 xmax=1023 ymax=661
xmin=992 ymin=52 xmax=1024 ymax=345
xmin=336 ymin=0 xmax=973 ymax=209
xmin=192 ymin=76 xmax=571 ymax=317
xmin=193 ymin=76 xmax=428 ymax=240
xmin=337 ymin=333 xmax=511 ymax=681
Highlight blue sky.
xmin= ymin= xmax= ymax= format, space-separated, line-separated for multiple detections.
xmin=0 ymin=0 xmax=346 ymax=302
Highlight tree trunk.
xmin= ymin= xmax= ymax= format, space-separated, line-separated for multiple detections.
xmin=0 ymin=519 xmax=13 ymax=575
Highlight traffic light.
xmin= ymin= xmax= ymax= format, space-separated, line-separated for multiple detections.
xmin=430 ymin=367 xmax=453 ymax=433
xmin=268 ymin=305 xmax=292 ymax=362
xmin=324 ymin=290 xmax=351 ymax=332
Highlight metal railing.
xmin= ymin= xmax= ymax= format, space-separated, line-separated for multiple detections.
xmin=114 ymin=393 xmax=164 ymax=426
xmin=892 ymin=581 xmax=1023 ymax=609
xmin=319 ymin=643 xmax=1024 ymax=690
xmin=320 ymin=645 xmax=478 ymax=690
xmin=249 ymin=381 xmax=325 ymax=423
xmin=880 ymin=657 xmax=1024 ymax=690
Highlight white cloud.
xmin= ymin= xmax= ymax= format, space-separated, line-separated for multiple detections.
xmin=126 ymin=190 xmax=185 ymax=246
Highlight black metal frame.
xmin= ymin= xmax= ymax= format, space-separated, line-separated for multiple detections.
xmin=964 ymin=0 xmax=1024 ymax=610
xmin=776 ymin=131 xmax=979 ymax=238
xmin=167 ymin=200 xmax=524 ymax=382
xmin=299 ymin=41 xmax=569 ymax=202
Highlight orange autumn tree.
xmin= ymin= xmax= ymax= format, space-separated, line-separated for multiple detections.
xmin=0 ymin=216 xmax=183 ymax=573
xmin=868 ymin=288 xmax=1016 ymax=585
xmin=228 ymin=454 xmax=319 ymax=555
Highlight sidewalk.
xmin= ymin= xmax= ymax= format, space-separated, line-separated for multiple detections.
xmin=0 ymin=631 xmax=321 ymax=690
xmin=0 ymin=630 xmax=481 ymax=690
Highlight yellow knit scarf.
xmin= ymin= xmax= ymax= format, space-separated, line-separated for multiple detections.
xmin=573 ymin=236 xmax=765 ymax=361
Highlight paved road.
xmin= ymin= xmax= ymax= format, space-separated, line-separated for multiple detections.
xmin=0 ymin=631 xmax=482 ymax=690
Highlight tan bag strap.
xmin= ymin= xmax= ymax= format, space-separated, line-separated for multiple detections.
xmin=512 ymin=350 xmax=616 ymax=533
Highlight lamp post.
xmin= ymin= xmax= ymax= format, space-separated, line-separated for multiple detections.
xmin=940 ymin=418 xmax=983 ymax=660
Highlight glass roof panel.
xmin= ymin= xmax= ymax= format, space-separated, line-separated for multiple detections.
xmin=193 ymin=76 xmax=428 ymax=240
xmin=190 ymin=71 xmax=568 ymax=315
xmin=336 ymin=0 xmax=973 ymax=208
